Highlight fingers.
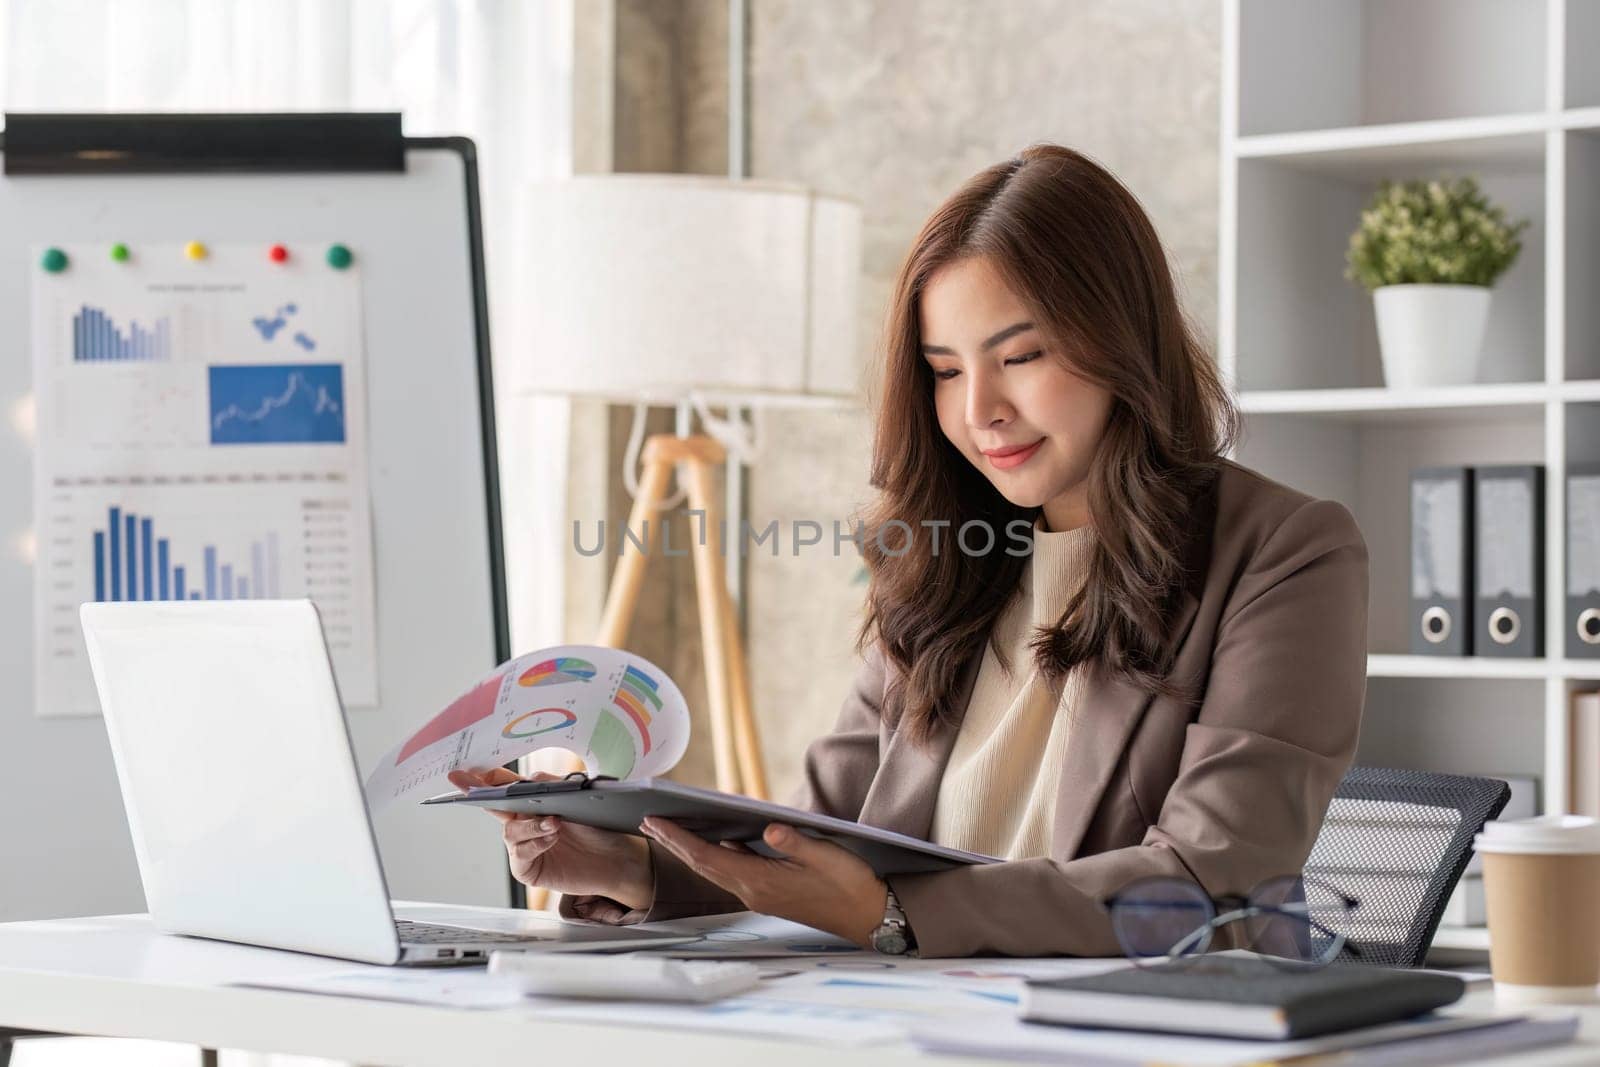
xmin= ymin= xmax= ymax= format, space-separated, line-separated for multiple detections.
xmin=641 ymin=817 xmax=764 ymax=900
xmin=566 ymin=897 xmax=630 ymax=924
xmin=447 ymin=767 xmax=526 ymax=801
xmin=760 ymin=823 xmax=876 ymax=883
xmin=448 ymin=766 xmax=525 ymax=790
xmin=451 ymin=766 xmax=560 ymax=823
xmin=447 ymin=769 xmax=483 ymax=791
xmin=504 ymin=815 xmax=560 ymax=845
xmin=761 ymin=823 xmax=817 ymax=859
xmin=504 ymin=818 xmax=560 ymax=883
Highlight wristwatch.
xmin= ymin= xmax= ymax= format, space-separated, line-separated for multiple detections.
xmin=871 ymin=886 xmax=917 ymax=956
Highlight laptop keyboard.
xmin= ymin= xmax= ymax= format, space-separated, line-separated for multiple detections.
xmin=394 ymin=919 xmax=553 ymax=945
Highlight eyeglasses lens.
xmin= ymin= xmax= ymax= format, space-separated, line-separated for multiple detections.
xmin=1110 ymin=878 xmax=1215 ymax=963
xmin=1243 ymin=874 xmax=1353 ymax=967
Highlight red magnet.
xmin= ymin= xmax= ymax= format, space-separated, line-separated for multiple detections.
xmin=268 ymin=244 xmax=289 ymax=263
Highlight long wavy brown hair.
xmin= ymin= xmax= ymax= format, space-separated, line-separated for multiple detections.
xmin=859 ymin=144 xmax=1238 ymax=742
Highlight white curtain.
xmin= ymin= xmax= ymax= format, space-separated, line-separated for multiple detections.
xmin=0 ymin=0 xmax=574 ymax=653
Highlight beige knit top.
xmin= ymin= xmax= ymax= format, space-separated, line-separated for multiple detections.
xmin=929 ymin=517 xmax=1094 ymax=860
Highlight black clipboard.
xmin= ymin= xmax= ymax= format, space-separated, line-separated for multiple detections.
xmin=424 ymin=774 xmax=998 ymax=876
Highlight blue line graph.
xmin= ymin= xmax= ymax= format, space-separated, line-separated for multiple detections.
xmin=208 ymin=364 xmax=346 ymax=445
xmin=73 ymin=305 xmax=171 ymax=362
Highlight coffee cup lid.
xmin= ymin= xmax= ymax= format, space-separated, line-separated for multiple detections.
xmin=1476 ymin=815 xmax=1600 ymax=855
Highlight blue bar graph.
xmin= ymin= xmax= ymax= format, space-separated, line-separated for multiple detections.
xmin=124 ymin=515 xmax=136 ymax=601
xmin=72 ymin=306 xmax=171 ymax=362
xmin=108 ymin=507 xmax=121 ymax=603
xmin=140 ymin=518 xmax=153 ymax=601
xmin=88 ymin=506 xmax=280 ymax=605
xmin=93 ymin=532 xmax=106 ymax=602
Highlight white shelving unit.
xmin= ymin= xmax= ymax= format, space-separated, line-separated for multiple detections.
xmin=1222 ymin=0 xmax=1600 ymax=955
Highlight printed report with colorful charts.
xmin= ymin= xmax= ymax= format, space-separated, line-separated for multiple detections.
xmin=364 ymin=645 xmax=690 ymax=809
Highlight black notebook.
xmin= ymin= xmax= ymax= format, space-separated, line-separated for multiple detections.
xmin=1021 ymin=956 xmax=1465 ymax=1040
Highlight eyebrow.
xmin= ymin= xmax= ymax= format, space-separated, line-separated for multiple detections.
xmin=920 ymin=321 xmax=1036 ymax=357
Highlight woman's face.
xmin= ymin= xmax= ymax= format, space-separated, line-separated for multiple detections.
xmin=918 ymin=256 xmax=1113 ymax=532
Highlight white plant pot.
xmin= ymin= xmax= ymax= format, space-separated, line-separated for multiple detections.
xmin=1372 ymin=284 xmax=1491 ymax=388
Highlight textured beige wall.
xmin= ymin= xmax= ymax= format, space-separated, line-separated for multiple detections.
xmin=575 ymin=0 xmax=1221 ymax=800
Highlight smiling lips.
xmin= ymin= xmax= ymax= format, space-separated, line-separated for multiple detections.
xmin=981 ymin=438 xmax=1044 ymax=470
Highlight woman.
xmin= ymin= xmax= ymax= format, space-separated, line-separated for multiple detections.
xmin=455 ymin=144 xmax=1368 ymax=958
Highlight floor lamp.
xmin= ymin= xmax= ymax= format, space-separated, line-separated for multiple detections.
xmin=516 ymin=174 xmax=863 ymax=854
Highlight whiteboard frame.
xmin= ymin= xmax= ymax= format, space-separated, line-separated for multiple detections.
xmin=0 ymin=120 xmax=517 ymax=916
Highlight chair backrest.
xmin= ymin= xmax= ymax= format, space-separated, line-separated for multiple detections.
xmin=1305 ymin=765 xmax=1511 ymax=968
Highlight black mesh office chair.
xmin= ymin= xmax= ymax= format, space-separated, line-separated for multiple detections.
xmin=1305 ymin=765 xmax=1511 ymax=968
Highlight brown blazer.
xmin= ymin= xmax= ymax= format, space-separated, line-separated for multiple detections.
xmin=566 ymin=461 xmax=1369 ymax=957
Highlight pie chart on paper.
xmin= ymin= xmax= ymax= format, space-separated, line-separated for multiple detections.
xmin=516 ymin=656 xmax=597 ymax=687
xmin=502 ymin=708 xmax=579 ymax=739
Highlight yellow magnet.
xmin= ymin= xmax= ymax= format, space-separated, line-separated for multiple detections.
xmin=184 ymin=241 xmax=208 ymax=262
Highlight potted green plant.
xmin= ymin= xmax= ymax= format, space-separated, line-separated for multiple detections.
xmin=1345 ymin=176 xmax=1528 ymax=388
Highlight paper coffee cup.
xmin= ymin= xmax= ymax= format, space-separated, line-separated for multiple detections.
xmin=1475 ymin=815 xmax=1600 ymax=1004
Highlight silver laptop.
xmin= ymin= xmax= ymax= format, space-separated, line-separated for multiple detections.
xmin=81 ymin=599 xmax=696 ymax=965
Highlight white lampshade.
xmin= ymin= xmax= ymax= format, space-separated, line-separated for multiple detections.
xmin=517 ymin=175 xmax=863 ymax=404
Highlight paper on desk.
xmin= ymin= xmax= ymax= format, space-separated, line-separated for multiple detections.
xmin=527 ymin=956 xmax=1131 ymax=1047
xmin=236 ymin=967 xmax=524 ymax=1010
xmin=635 ymin=912 xmax=869 ymax=958
xmin=636 ymin=913 xmax=1134 ymax=970
xmin=911 ymin=1011 xmax=1580 ymax=1067
xmin=365 ymin=644 xmax=690 ymax=808
xmin=525 ymin=967 xmax=1016 ymax=1046
xmin=236 ymin=947 xmax=1132 ymax=1049
xmin=527 ymin=993 xmax=907 ymax=1046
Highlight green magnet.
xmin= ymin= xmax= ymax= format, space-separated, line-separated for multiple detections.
xmin=41 ymin=247 xmax=68 ymax=273
xmin=110 ymin=243 xmax=130 ymax=263
xmin=326 ymin=244 xmax=353 ymax=270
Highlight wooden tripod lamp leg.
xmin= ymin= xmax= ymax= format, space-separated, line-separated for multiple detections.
xmin=595 ymin=453 xmax=674 ymax=647
xmin=720 ymin=582 xmax=769 ymax=800
xmin=682 ymin=453 xmax=742 ymax=795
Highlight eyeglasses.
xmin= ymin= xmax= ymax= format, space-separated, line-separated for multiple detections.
xmin=1104 ymin=874 xmax=1362 ymax=970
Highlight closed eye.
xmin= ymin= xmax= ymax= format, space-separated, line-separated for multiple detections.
xmin=929 ymin=351 xmax=1042 ymax=381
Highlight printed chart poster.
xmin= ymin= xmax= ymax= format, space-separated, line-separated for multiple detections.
xmin=31 ymin=243 xmax=380 ymax=717
xmin=364 ymin=645 xmax=692 ymax=810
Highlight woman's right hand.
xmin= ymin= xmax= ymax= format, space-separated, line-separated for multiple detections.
xmin=448 ymin=768 xmax=654 ymax=912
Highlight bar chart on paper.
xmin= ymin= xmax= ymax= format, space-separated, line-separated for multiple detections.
xmin=31 ymin=242 xmax=379 ymax=719
xmin=38 ymin=472 xmax=374 ymax=714
xmin=72 ymin=304 xmax=172 ymax=362
xmin=89 ymin=505 xmax=283 ymax=603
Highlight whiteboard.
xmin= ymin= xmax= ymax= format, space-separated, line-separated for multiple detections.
xmin=0 ymin=137 xmax=514 ymax=920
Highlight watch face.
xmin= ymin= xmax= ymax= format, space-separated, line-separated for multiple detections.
xmin=872 ymin=928 xmax=909 ymax=956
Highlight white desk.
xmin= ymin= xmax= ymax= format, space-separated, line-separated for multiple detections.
xmin=2 ymin=908 xmax=1597 ymax=1067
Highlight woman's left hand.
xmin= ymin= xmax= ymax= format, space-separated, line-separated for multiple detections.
xmin=640 ymin=817 xmax=888 ymax=948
